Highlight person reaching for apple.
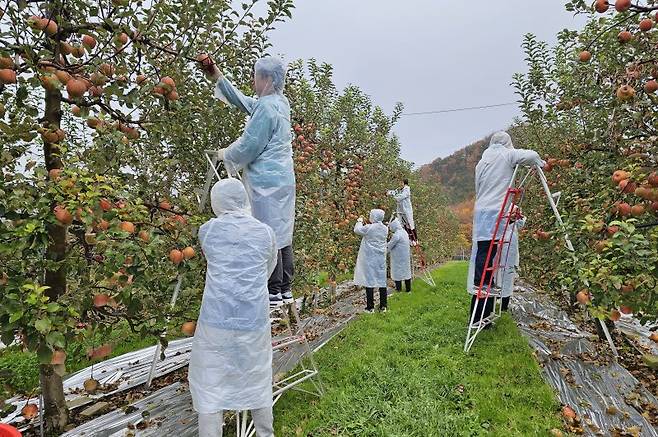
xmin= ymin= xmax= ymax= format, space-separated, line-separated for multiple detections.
xmin=467 ymin=131 xmax=544 ymax=327
xmin=353 ymin=209 xmax=389 ymax=313
xmin=198 ymin=54 xmax=296 ymax=307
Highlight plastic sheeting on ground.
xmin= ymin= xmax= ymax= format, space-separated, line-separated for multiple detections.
xmin=3 ymin=338 xmax=193 ymax=428
xmin=511 ymin=283 xmax=658 ymax=436
xmin=60 ymin=282 xmax=365 ymax=436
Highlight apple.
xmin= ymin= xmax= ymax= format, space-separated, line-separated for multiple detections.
xmin=640 ymin=18 xmax=653 ymax=32
xmin=66 ymin=79 xmax=87 ymax=98
xmin=99 ymin=63 xmax=115 ymax=77
xmin=21 ymin=404 xmax=38 ymax=419
xmin=49 ymin=168 xmax=63 ymax=180
xmin=169 ymin=249 xmax=184 ymax=265
xmin=138 ymin=230 xmax=150 ymax=242
xmin=616 ymin=85 xmax=636 ymax=101
xmin=117 ymin=32 xmax=129 ymax=45
xmin=51 ymin=349 xmax=66 ymax=365
xmin=615 ymin=0 xmax=631 ymax=12
xmin=93 ymin=293 xmax=109 ymax=307
xmin=97 ymin=219 xmax=110 ymax=231
xmin=579 ymin=51 xmax=592 ymax=62
xmin=182 ymin=246 xmax=195 ymax=259
xmin=82 ymin=35 xmax=97 ymax=50
xmin=0 ymin=69 xmax=17 ymax=84
xmin=595 ymin=0 xmax=609 ymax=13
xmin=576 ymin=290 xmax=590 ymax=305
xmin=649 ymin=332 xmax=658 ymax=342
xmin=610 ymin=309 xmax=621 ymax=321
xmin=167 ymin=90 xmax=179 ymax=101
xmin=136 ymin=74 xmax=147 ymax=85
xmin=631 ymin=204 xmax=645 ymax=216
xmin=119 ymin=221 xmax=135 ymax=234
xmin=0 ymin=272 xmax=8 ymax=286
xmin=0 ymin=56 xmax=14 ymax=69
xmin=620 ymin=305 xmax=633 ymax=315
xmin=618 ymin=30 xmax=633 ymax=43
xmin=617 ymin=202 xmax=632 ymax=216
xmin=606 ymin=225 xmax=620 ymax=236
xmin=159 ymin=200 xmax=172 ymax=210
xmin=54 ymin=205 xmax=73 ymax=225
xmin=612 ymin=170 xmax=630 ymax=183
xmin=161 ymin=76 xmax=176 ymax=89
xmin=621 ymin=283 xmax=634 ymax=293
xmin=562 ymin=405 xmax=577 ymax=420
xmin=181 ymin=321 xmax=196 ymax=336
xmin=648 ymin=172 xmax=658 ymax=187
xmin=83 ymin=378 xmax=99 ymax=394
xmin=99 ymin=198 xmax=113 ymax=211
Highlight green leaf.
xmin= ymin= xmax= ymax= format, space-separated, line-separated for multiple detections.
xmin=9 ymin=311 xmax=23 ymax=323
xmin=46 ymin=331 xmax=66 ymax=349
xmin=35 ymin=318 xmax=52 ymax=333
xmin=46 ymin=302 xmax=60 ymax=313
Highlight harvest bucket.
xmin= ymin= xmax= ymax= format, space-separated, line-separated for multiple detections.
xmin=0 ymin=424 xmax=21 ymax=437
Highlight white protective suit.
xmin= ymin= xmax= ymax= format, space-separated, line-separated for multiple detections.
xmin=215 ymin=57 xmax=295 ymax=249
xmin=353 ymin=209 xmax=388 ymax=288
xmin=497 ymin=215 xmax=526 ymax=298
xmin=393 ymin=185 xmax=415 ymax=230
xmin=466 ymin=132 xmax=544 ymax=294
xmin=387 ymin=218 xmax=412 ymax=281
xmin=189 ymin=179 xmax=278 ymax=414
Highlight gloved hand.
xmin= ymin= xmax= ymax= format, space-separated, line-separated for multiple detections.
xmin=217 ymin=148 xmax=226 ymax=161
xmin=357 ymin=216 xmax=364 ymax=223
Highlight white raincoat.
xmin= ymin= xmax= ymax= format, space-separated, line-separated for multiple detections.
xmin=215 ymin=57 xmax=295 ymax=250
xmin=466 ymin=132 xmax=544 ymax=294
xmin=393 ymin=185 xmax=415 ymax=230
xmin=387 ymin=218 xmax=412 ymax=281
xmin=353 ymin=209 xmax=388 ymax=288
xmin=189 ymin=179 xmax=278 ymax=413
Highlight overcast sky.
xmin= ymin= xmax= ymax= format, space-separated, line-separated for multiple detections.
xmin=267 ymin=1 xmax=587 ymax=166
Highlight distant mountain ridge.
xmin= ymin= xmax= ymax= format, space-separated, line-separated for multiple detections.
xmin=418 ymin=135 xmax=492 ymax=205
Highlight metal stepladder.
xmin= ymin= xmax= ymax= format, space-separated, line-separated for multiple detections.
xmin=146 ymin=150 xmax=324 ymax=436
xmin=392 ymin=211 xmax=436 ymax=288
xmin=464 ymin=164 xmax=591 ymax=353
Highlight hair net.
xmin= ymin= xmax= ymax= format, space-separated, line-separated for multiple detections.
xmin=389 ymin=218 xmax=402 ymax=232
xmin=489 ymin=131 xmax=513 ymax=149
xmin=255 ymin=56 xmax=286 ymax=94
xmin=370 ymin=209 xmax=385 ymax=223
xmin=210 ymin=179 xmax=250 ymax=216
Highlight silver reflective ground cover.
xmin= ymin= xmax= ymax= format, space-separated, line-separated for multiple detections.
xmin=59 ymin=282 xmax=362 ymax=436
xmin=511 ymin=283 xmax=658 ymax=436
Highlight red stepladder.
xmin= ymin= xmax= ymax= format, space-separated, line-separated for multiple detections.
xmin=462 ymin=164 xmax=612 ymax=354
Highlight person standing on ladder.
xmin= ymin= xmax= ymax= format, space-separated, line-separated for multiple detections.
xmin=189 ymin=179 xmax=278 ymax=437
xmin=388 ymin=218 xmax=412 ymax=293
xmin=388 ymin=178 xmax=417 ymax=244
xmin=467 ymin=131 xmax=544 ymax=326
xmin=200 ymin=55 xmax=296 ymax=307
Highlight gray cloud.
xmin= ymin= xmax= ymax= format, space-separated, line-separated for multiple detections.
xmin=268 ymin=0 xmax=586 ymax=166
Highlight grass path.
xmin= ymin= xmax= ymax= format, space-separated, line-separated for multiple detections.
xmin=274 ymin=262 xmax=561 ymax=436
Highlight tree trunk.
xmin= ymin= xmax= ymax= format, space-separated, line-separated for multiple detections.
xmin=41 ymin=85 xmax=69 ymax=433
xmin=39 ymin=364 xmax=68 ymax=433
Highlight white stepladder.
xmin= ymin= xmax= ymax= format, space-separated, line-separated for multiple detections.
xmin=463 ymin=164 xmax=617 ymax=354
xmin=146 ymin=149 xmax=324 ymax=436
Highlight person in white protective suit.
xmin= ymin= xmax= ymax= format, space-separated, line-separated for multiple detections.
xmin=388 ymin=179 xmax=417 ymax=243
xmin=189 ymin=179 xmax=278 ymax=437
xmin=354 ymin=209 xmax=389 ymax=313
xmin=466 ymin=131 xmax=544 ymax=326
xmin=388 ymin=218 xmax=412 ymax=293
xmin=202 ymin=55 xmax=296 ymax=307
xmin=497 ymin=206 xmax=526 ymax=311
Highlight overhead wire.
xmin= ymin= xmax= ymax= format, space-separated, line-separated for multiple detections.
xmin=401 ymin=102 xmax=518 ymax=116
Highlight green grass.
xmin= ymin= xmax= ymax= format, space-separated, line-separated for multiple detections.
xmin=274 ymin=262 xmax=561 ymax=436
